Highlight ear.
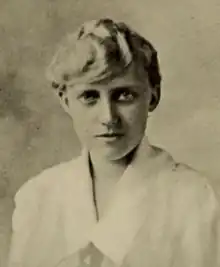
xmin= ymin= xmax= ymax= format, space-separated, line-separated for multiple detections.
xmin=148 ymin=85 xmax=161 ymax=112
xmin=52 ymin=82 xmax=70 ymax=114
xmin=58 ymin=94 xmax=70 ymax=114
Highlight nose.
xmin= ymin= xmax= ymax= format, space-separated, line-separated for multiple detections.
xmin=99 ymin=98 xmax=120 ymax=128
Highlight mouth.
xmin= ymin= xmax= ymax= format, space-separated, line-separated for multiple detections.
xmin=95 ymin=132 xmax=124 ymax=140
xmin=96 ymin=133 xmax=124 ymax=137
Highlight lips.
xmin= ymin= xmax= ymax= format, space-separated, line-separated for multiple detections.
xmin=95 ymin=132 xmax=124 ymax=138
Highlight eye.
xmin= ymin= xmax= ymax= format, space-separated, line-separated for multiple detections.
xmin=78 ymin=90 xmax=100 ymax=105
xmin=113 ymin=87 xmax=138 ymax=103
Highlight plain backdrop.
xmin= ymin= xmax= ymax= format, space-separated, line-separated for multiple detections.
xmin=0 ymin=0 xmax=220 ymax=265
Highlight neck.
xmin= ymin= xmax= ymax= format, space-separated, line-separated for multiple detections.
xmin=88 ymin=147 xmax=140 ymax=220
xmin=89 ymin=147 xmax=137 ymax=183
xmin=89 ymin=154 xmax=126 ymax=184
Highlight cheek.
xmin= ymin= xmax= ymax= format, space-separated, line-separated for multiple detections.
xmin=120 ymin=101 xmax=148 ymax=129
xmin=69 ymin=105 xmax=97 ymax=137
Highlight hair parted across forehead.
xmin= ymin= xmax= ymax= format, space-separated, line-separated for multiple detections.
xmin=46 ymin=18 xmax=162 ymax=105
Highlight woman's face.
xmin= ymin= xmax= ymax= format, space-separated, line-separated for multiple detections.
xmin=66 ymin=65 xmax=150 ymax=161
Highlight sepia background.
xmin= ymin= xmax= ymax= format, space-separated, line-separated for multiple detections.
xmin=0 ymin=0 xmax=220 ymax=265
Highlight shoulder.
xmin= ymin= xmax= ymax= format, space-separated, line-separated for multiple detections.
xmin=153 ymin=145 xmax=212 ymax=185
xmin=14 ymin=156 xmax=82 ymax=210
xmin=171 ymin=163 xmax=218 ymax=205
xmin=154 ymin=146 xmax=220 ymax=216
xmin=11 ymin=156 xmax=82 ymax=233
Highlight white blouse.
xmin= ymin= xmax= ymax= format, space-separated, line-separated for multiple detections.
xmin=7 ymin=136 xmax=220 ymax=267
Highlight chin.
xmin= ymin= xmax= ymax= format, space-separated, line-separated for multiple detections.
xmin=88 ymin=135 xmax=144 ymax=161
xmin=102 ymin=144 xmax=140 ymax=162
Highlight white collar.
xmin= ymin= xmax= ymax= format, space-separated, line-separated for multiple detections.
xmin=63 ymin=135 xmax=170 ymax=266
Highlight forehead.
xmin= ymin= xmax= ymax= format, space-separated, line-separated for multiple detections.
xmin=70 ymin=64 xmax=146 ymax=92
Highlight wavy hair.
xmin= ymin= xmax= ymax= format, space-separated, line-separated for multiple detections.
xmin=46 ymin=18 xmax=162 ymax=109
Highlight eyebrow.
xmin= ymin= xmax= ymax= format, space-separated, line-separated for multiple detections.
xmin=108 ymin=84 xmax=143 ymax=93
xmin=70 ymin=82 xmax=142 ymax=95
xmin=110 ymin=84 xmax=138 ymax=90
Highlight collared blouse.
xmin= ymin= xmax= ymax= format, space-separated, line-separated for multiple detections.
xmin=7 ymin=136 xmax=220 ymax=267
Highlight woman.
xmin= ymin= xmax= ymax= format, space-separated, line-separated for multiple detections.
xmin=8 ymin=18 xmax=220 ymax=267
